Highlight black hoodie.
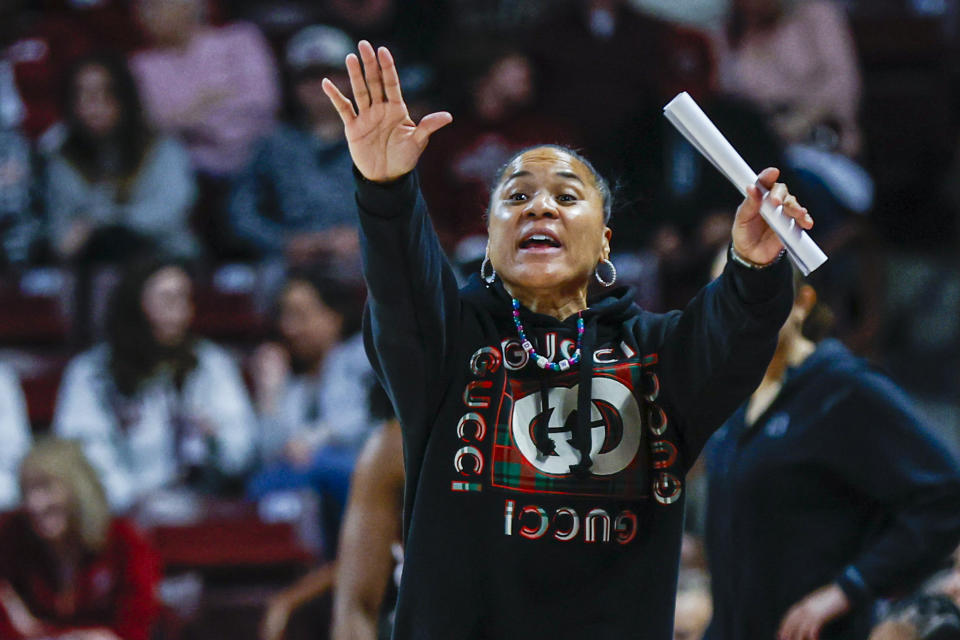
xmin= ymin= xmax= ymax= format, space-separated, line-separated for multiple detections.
xmin=704 ymin=339 xmax=960 ymax=640
xmin=357 ymin=169 xmax=793 ymax=639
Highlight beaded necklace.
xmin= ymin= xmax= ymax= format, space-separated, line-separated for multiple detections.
xmin=511 ymin=298 xmax=585 ymax=372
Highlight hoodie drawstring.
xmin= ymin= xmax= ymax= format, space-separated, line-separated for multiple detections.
xmin=569 ymin=316 xmax=598 ymax=478
xmin=534 ymin=379 xmax=555 ymax=456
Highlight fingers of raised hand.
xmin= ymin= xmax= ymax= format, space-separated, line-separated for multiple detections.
xmin=321 ymin=78 xmax=356 ymax=122
xmin=359 ymin=40 xmax=385 ymax=103
xmin=377 ymin=46 xmax=403 ymax=103
xmin=345 ymin=53 xmax=370 ymax=110
xmin=414 ymin=111 xmax=454 ymax=145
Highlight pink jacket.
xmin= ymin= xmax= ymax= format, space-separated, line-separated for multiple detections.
xmin=131 ymin=22 xmax=280 ymax=175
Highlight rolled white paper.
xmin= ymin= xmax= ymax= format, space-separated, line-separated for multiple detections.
xmin=663 ymin=92 xmax=828 ymax=275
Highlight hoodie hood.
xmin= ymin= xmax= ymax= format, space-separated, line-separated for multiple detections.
xmin=461 ymin=272 xmax=638 ymax=327
xmin=462 ymin=272 xmax=640 ymax=477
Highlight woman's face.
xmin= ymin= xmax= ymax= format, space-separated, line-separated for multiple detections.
xmin=141 ymin=266 xmax=194 ymax=347
xmin=487 ymin=147 xmax=611 ymax=296
xmin=278 ymin=281 xmax=344 ymax=364
xmin=21 ymin=470 xmax=72 ymax=543
xmin=74 ymin=64 xmax=120 ymax=138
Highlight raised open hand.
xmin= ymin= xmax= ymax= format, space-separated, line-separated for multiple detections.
xmin=322 ymin=41 xmax=452 ymax=183
xmin=732 ymin=167 xmax=814 ymax=265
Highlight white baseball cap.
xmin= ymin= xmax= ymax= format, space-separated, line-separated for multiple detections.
xmin=286 ymin=25 xmax=353 ymax=73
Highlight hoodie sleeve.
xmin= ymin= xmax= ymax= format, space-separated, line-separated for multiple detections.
xmin=814 ymin=374 xmax=960 ymax=604
xmin=355 ymin=169 xmax=461 ymax=471
xmin=655 ymin=253 xmax=793 ymax=466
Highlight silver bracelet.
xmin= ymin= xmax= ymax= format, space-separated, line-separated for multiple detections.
xmin=729 ymin=245 xmax=786 ymax=270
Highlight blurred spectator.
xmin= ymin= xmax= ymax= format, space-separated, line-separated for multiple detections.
xmin=715 ymin=0 xmax=863 ymax=158
xmin=868 ymin=546 xmax=960 ymax=639
xmin=629 ymin=0 xmax=729 ymax=28
xmin=0 ymin=438 xmax=161 ymax=640
xmin=605 ymin=25 xmax=773 ymax=241
xmin=527 ymin=0 xmax=667 ymax=151
xmin=320 ymin=0 xmax=396 ymax=39
xmin=247 ymin=267 xmax=373 ymax=552
xmin=330 ymin=417 xmax=403 ymax=640
xmin=52 ymin=258 xmax=257 ymax=512
xmin=1 ymin=0 xmax=142 ymax=143
xmin=929 ymin=547 xmax=960 ymax=610
xmin=1 ymin=17 xmax=44 ymax=267
xmin=704 ymin=274 xmax=960 ymax=640
xmin=870 ymin=595 xmax=960 ymax=640
xmin=440 ymin=0 xmax=561 ymax=38
xmin=419 ymin=45 xmax=578 ymax=248
xmin=229 ymin=25 xmax=359 ymax=267
xmin=606 ymin=23 xmax=784 ymax=309
xmin=0 ymin=362 xmax=31 ymax=512
xmin=260 ymin=417 xmax=403 ymax=640
xmin=715 ymin=0 xmax=875 ymax=235
xmin=46 ymin=53 xmax=200 ymax=264
xmin=130 ymin=0 xmax=280 ymax=177
xmin=0 ymin=127 xmax=43 ymax=266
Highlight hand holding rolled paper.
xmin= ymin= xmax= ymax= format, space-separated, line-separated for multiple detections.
xmin=663 ymin=92 xmax=827 ymax=275
xmin=735 ymin=167 xmax=811 ymax=267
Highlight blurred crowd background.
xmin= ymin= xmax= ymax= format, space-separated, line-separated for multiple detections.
xmin=2 ymin=0 xmax=960 ymax=638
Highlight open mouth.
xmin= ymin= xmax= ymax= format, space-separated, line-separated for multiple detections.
xmin=519 ymin=233 xmax=562 ymax=250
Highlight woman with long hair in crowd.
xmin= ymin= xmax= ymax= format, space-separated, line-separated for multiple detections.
xmin=0 ymin=438 xmax=160 ymax=640
xmin=318 ymin=41 xmax=812 ymax=638
xmin=53 ymin=257 xmax=256 ymax=511
xmin=703 ymin=273 xmax=960 ymax=640
xmin=46 ymin=52 xmax=199 ymax=263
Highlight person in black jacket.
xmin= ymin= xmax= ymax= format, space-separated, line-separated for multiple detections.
xmin=704 ymin=275 xmax=960 ymax=640
xmin=320 ymin=40 xmax=812 ymax=639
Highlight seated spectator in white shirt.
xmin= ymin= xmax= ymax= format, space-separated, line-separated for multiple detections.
xmin=53 ymin=257 xmax=257 ymax=512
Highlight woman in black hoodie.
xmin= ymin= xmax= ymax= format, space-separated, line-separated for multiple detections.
xmin=320 ymin=41 xmax=809 ymax=639
xmin=704 ymin=276 xmax=960 ymax=640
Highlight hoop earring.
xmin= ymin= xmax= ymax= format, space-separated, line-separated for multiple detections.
xmin=595 ymin=258 xmax=617 ymax=287
xmin=481 ymin=255 xmax=496 ymax=285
